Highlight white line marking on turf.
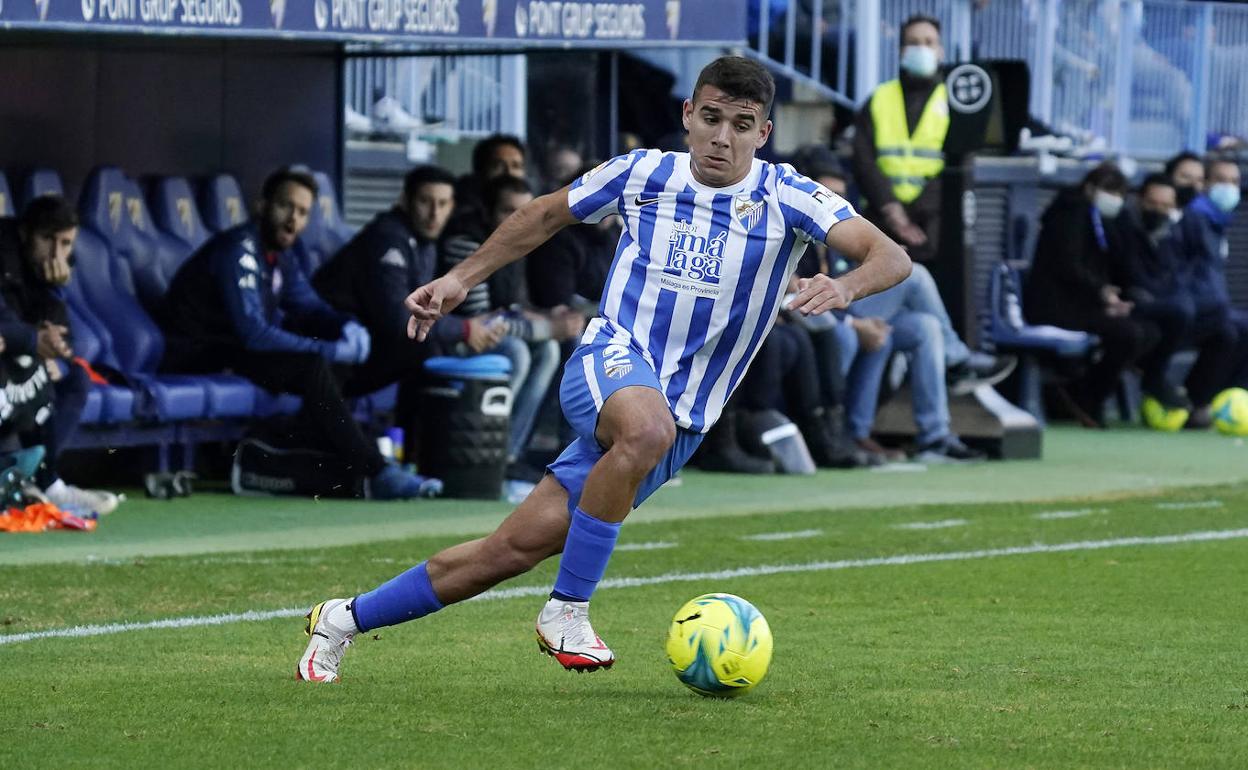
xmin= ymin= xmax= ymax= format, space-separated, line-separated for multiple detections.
xmin=741 ymin=529 xmax=823 ymax=542
xmin=615 ymin=541 xmax=678 ymax=552
xmin=893 ymin=518 xmax=968 ymax=530
xmin=1033 ymin=508 xmax=1109 ymax=520
xmin=6 ymin=527 xmax=1248 ymax=647
xmin=1156 ymin=500 xmax=1223 ymax=510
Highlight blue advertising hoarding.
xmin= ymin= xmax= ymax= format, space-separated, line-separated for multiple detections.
xmin=0 ymin=0 xmax=745 ymax=46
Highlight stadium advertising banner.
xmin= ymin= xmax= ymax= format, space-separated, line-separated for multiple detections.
xmin=0 ymin=0 xmax=745 ymax=45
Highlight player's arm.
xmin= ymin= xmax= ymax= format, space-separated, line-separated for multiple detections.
xmin=787 ymin=218 xmax=911 ymax=316
xmin=405 ymin=187 xmax=579 ymax=341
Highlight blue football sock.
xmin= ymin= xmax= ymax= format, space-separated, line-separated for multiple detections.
xmin=552 ymin=507 xmax=622 ymax=602
xmin=351 ymin=561 xmax=444 ymax=632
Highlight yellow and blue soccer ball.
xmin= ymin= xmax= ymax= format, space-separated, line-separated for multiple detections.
xmin=1142 ymin=396 xmax=1189 ymax=432
xmin=1212 ymin=388 xmax=1248 ymax=436
xmin=665 ymin=593 xmax=772 ymax=697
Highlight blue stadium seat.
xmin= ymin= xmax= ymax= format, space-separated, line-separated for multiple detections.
xmin=983 ymin=262 xmax=1098 ymax=422
xmin=147 ymin=176 xmax=210 ymax=253
xmin=64 ymin=273 xmax=137 ymax=425
xmin=299 ymin=170 xmax=355 ymax=274
xmin=20 ymin=168 xmax=64 ymax=211
xmin=197 ymin=173 xmax=248 ymax=233
xmin=78 ymin=170 xmax=208 ymax=421
xmin=0 ymin=171 xmax=14 ymax=216
xmin=119 ymin=177 xmax=193 ymax=311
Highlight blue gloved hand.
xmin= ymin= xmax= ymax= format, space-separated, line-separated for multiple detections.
xmin=336 ymin=319 xmax=369 ymax=364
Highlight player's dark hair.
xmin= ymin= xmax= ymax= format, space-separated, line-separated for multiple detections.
xmin=472 ymin=134 xmax=527 ymax=179
xmin=1163 ymin=151 xmax=1202 ymax=179
xmin=1081 ymin=162 xmax=1129 ymax=194
xmin=20 ymin=194 xmax=78 ymax=236
xmin=261 ymin=167 xmax=318 ymax=202
xmin=901 ymin=14 xmax=942 ymax=42
xmin=403 ymin=165 xmax=457 ymax=202
xmin=693 ymin=56 xmax=776 ymax=118
xmin=1139 ymin=173 xmax=1174 ymax=195
xmin=483 ymin=174 xmax=532 ymax=213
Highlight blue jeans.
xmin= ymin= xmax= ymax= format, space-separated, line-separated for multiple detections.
xmin=842 ymin=312 xmax=951 ymax=447
xmin=848 ymin=262 xmax=971 ymax=367
xmin=493 ymin=336 xmax=562 ymax=460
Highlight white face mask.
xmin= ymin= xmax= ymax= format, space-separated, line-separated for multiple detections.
xmin=1209 ymin=182 xmax=1241 ymax=214
xmin=900 ymin=45 xmax=939 ymax=78
xmin=1094 ymin=190 xmax=1124 ymax=219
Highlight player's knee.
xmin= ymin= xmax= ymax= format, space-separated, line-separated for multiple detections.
xmin=614 ymin=415 xmax=676 ymax=470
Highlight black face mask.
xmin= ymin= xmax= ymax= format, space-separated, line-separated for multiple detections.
xmin=1175 ymin=185 xmax=1198 ymax=208
xmin=1141 ymin=210 xmax=1169 ymax=232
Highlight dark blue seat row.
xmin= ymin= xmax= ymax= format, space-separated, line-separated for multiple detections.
xmin=2 ymin=165 xmax=383 ymax=442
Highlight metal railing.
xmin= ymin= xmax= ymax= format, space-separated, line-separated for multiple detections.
xmin=343 ymin=54 xmax=526 ymax=139
xmin=746 ymin=0 xmax=1248 ymax=159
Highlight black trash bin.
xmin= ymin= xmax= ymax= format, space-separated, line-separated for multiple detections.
xmin=419 ymin=354 xmax=512 ymax=499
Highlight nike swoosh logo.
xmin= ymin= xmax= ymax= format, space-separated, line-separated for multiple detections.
xmin=634 ymin=195 xmax=661 ymax=207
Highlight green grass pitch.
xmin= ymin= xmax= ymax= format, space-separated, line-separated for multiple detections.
xmin=2 ymin=427 xmax=1247 ymax=768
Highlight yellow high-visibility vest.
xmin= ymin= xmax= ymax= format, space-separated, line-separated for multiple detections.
xmin=869 ymin=79 xmax=949 ymax=204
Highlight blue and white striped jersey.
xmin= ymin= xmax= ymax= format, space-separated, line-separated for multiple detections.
xmin=567 ymin=149 xmax=859 ymax=432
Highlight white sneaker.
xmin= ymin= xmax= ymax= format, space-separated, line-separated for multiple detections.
xmin=297 ymin=599 xmax=358 ymax=683
xmin=45 ymin=480 xmax=119 ymax=516
xmin=535 ymin=598 xmax=615 ymax=672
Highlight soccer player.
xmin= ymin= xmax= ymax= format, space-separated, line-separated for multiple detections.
xmin=297 ymin=56 xmax=911 ymax=682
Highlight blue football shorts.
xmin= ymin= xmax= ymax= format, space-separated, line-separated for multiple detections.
xmin=547 ymin=336 xmax=704 ymax=513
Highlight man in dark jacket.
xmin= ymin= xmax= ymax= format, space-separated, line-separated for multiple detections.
xmin=1116 ymin=174 xmax=1236 ymax=416
xmin=160 ymin=168 xmax=434 ymax=499
xmin=314 ymin=165 xmax=503 ymax=390
xmin=0 ymin=196 xmax=119 ymax=515
xmin=1024 ymin=163 xmax=1162 ymax=427
xmin=1175 ymin=155 xmax=1246 ymax=425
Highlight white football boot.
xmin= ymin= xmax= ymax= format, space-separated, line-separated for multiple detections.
xmin=535 ymin=597 xmax=615 ymax=672
xmin=297 ymin=599 xmax=357 ymax=683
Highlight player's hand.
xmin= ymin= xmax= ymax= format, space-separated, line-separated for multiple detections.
xmin=36 ymin=323 xmax=72 ymax=359
xmin=406 ymin=275 xmax=469 ymax=341
xmin=465 ymin=315 xmax=506 ymax=353
xmin=787 ymin=274 xmax=853 ymax=316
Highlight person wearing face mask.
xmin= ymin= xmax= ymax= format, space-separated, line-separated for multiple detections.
xmin=1023 ymin=163 xmax=1163 ymax=428
xmin=1175 ymin=155 xmax=1247 ymax=426
xmin=1164 ymin=151 xmax=1205 ymax=211
xmin=0 ymin=196 xmax=120 ymax=516
xmin=1115 ymin=174 xmax=1237 ymax=418
xmin=852 ymin=14 xmax=948 ymax=264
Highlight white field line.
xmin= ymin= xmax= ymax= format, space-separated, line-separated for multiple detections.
xmin=893 ymin=518 xmax=968 ymax=530
xmin=1156 ymin=500 xmax=1223 ymax=510
xmin=741 ymin=529 xmax=823 ymax=542
xmin=4 ymin=527 xmax=1248 ymax=647
xmin=615 ymin=541 xmax=678 ymax=552
xmin=1033 ymin=508 xmax=1109 ymax=520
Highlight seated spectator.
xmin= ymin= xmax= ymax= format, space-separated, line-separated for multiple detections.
xmin=1175 ymin=155 xmax=1247 ymax=426
xmin=539 ymin=145 xmax=584 ymax=195
xmin=800 ymin=164 xmax=997 ymax=462
xmin=0 ymin=196 xmax=118 ymax=516
xmin=1115 ymin=174 xmax=1234 ymax=413
xmin=159 ymin=168 xmax=435 ymax=500
xmin=314 ymin=165 xmax=482 ymax=447
xmin=453 ymin=133 xmax=528 ymax=222
xmin=1024 ymin=162 xmax=1165 ymax=427
xmin=1165 ymin=151 xmax=1205 ymax=209
xmin=440 ymin=175 xmax=582 ymax=463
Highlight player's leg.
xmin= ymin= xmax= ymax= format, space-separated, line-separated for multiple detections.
xmin=534 ymin=339 xmax=678 ymax=671
xmin=297 ymin=475 xmax=574 ymax=682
